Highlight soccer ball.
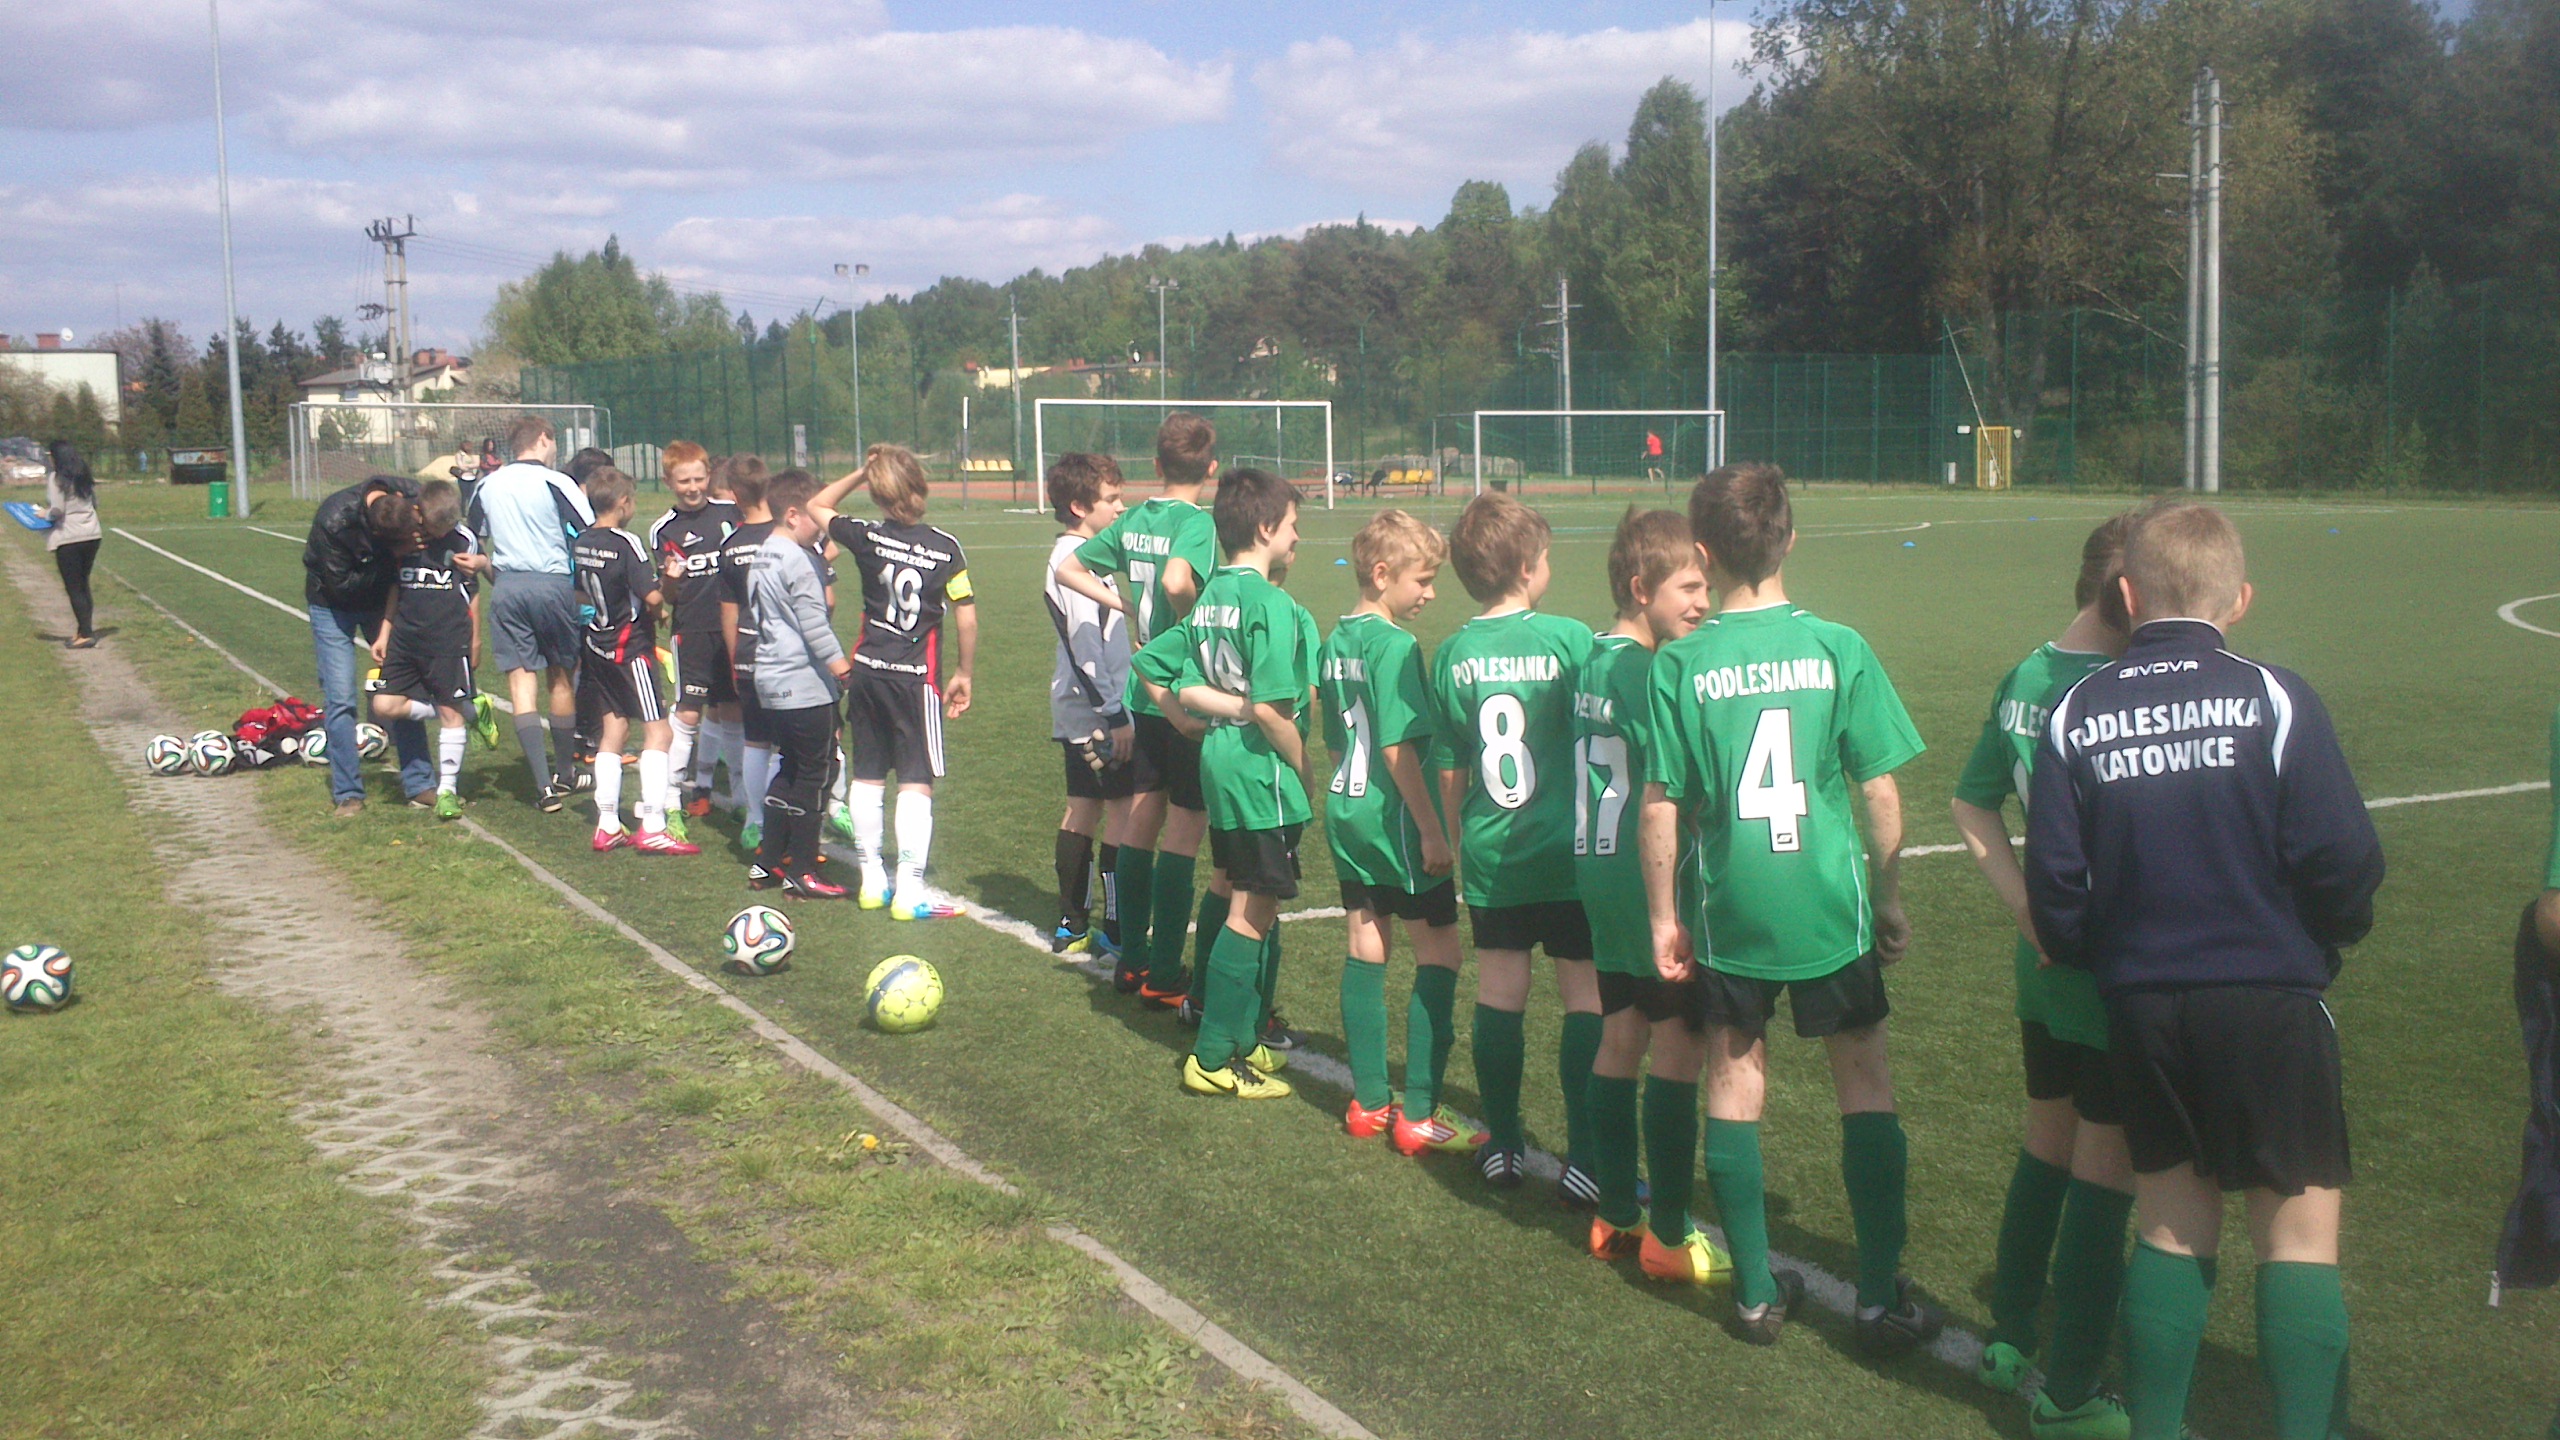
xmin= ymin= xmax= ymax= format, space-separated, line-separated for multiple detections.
xmin=355 ymin=722 xmax=388 ymax=758
xmin=186 ymin=731 xmax=236 ymax=776
xmin=722 ymin=905 xmax=794 ymax=975
xmin=865 ymin=955 xmax=942 ymax=1033
xmin=145 ymin=734 xmax=190 ymax=775
xmin=2 ymin=944 xmax=72 ymax=1011
xmin=300 ymin=729 xmax=330 ymax=765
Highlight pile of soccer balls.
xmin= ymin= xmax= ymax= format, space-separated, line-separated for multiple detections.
xmin=2 ymin=943 xmax=72 ymax=1012
xmin=145 ymin=723 xmax=384 ymax=776
xmin=716 ymin=906 xmax=942 ymax=1031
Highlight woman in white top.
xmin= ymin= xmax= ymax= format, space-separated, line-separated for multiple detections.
xmin=44 ymin=442 xmax=104 ymax=648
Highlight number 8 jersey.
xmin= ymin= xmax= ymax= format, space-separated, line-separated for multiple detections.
xmin=1429 ymin=609 xmax=1595 ymax=907
xmin=1644 ymin=603 xmax=1923 ymax=980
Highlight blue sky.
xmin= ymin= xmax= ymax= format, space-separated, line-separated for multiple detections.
xmin=0 ymin=1 xmax=1754 ymax=353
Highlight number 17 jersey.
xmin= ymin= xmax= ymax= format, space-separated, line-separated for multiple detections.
xmin=1429 ymin=609 xmax=1594 ymax=907
xmin=1645 ymin=604 xmax=1924 ymax=980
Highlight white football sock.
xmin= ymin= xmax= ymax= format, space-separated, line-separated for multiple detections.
xmin=403 ymin=698 xmax=436 ymax=723
xmin=894 ymin=788 xmax=934 ymax=896
xmin=742 ymin=744 xmax=774 ymax=828
xmin=637 ymin=748 xmax=671 ymax=831
xmin=829 ymin=746 xmax=852 ymax=808
xmin=667 ymin=714 xmax=698 ymax=793
xmin=437 ymin=725 xmax=466 ymax=795
xmin=852 ymin=782 xmax=888 ymax=885
xmin=593 ymin=751 xmax=623 ymax=830
xmin=705 ymin=720 xmax=738 ymax=797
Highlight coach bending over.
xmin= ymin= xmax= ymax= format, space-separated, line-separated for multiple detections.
xmin=469 ymin=414 xmax=594 ymax=810
xmin=304 ymin=472 xmax=434 ymax=815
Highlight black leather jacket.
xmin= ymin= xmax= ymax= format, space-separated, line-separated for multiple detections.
xmin=302 ymin=474 xmax=420 ymax=612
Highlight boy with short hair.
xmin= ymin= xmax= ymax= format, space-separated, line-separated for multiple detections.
xmin=1640 ymin=463 xmax=1934 ymax=1352
xmin=1429 ymin=493 xmax=1598 ymax=1194
xmin=1577 ymin=508 xmax=1724 ymax=1283
xmin=716 ymin=457 xmax=776 ymax=850
xmin=571 ymin=467 xmax=699 ymax=856
xmin=1044 ymin=453 xmax=1136 ymax=955
xmin=746 ymin=470 xmax=856 ymax=898
xmin=649 ymin=440 xmax=740 ymax=834
xmin=2027 ymin=503 xmax=2382 ymax=1440
xmin=1951 ymin=512 xmax=2140 ymax=1437
xmin=1318 ymin=509 xmax=1472 ymax=1147
xmin=809 ymin=444 xmax=976 ymax=920
xmin=1054 ymin=412 xmax=1220 ymax=1001
xmin=1166 ymin=467 xmax=1311 ymax=1100
xmin=368 ymin=478 xmax=496 ymax=821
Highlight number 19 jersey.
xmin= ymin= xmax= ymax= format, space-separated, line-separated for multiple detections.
xmin=1429 ymin=609 xmax=1594 ymax=907
xmin=1645 ymin=604 xmax=1924 ymax=980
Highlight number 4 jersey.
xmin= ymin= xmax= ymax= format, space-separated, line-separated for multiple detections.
xmin=1645 ymin=603 xmax=1924 ymax=980
xmin=1430 ymin=609 xmax=1596 ymax=907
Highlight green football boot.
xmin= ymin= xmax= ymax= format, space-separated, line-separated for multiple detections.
xmin=2027 ymin=1389 xmax=2131 ymax=1440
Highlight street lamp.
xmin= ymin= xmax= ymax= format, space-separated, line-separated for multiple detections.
xmin=208 ymin=0 xmax=252 ymax=515
xmin=835 ymin=262 xmax=869 ymax=453
xmin=1146 ymin=276 xmax=1178 ymax=401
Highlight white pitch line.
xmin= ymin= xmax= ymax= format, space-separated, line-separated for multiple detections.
xmin=246 ymin=524 xmax=304 ymax=544
xmin=2498 ymin=593 xmax=2560 ymax=639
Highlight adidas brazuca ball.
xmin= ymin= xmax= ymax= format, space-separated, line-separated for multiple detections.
xmin=355 ymin=722 xmax=389 ymax=758
xmin=722 ymin=905 xmax=794 ymax=975
xmin=3 ymin=944 xmax=72 ymax=1012
xmin=865 ymin=955 xmax=943 ymax=1033
xmin=145 ymin=734 xmax=190 ymax=775
xmin=186 ymin=731 xmax=236 ymax=776
xmin=300 ymin=729 xmax=330 ymax=765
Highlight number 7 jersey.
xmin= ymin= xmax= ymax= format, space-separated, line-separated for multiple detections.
xmin=1429 ymin=609 xmax=1595 ymax=907
xmin=1644 ymin=603 xmax=1924 ymax=980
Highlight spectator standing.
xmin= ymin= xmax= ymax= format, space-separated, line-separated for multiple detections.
xmin=303 ymin=470 xmax=435 ymax=815
xmin=43 ymin=442 xmax=104 ymax=649
xmin=468 ymin=414 xmax=595 ymax=810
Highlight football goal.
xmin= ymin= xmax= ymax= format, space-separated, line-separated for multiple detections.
xmin=1470 ymin=409 xmax=1724 ymax=496
xmin=287 ymin=402 xmax=606 ymax=500
xmin=1032 ymin=398 xmax=1336 ymax=512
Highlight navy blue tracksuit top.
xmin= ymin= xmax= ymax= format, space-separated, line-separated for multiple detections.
xmin=2025 ymin=619 xmax=2384 ymax=996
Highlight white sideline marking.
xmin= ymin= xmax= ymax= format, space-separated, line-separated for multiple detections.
xmin=90 ymin=562 xmax=1377 ymax=1440
xmin=2498 ymin=593 xmax=2560 ymax=638
xmin=112 ymin=527 xmax=307 ymax=620
xmin=2366 ymin=779 xmax=2547 ymax=810
xmin=247 ymin=524 xmax=304 ymax=544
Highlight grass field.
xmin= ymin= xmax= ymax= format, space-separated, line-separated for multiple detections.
xmin=47 ymin=480 xmax=2560 ymax=1439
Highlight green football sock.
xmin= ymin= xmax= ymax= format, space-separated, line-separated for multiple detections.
xmin=1146 ymin=851 xmax=1196 ymax=989
xmin=1403 ymin=965 xmax=1458 ymax=1117
xmin=1588 ymin=1074 xmax=1642 ymax=1229
xmin=1472 ymin=1005 xmax=1527 ymax=1150
xmin=1557 ymin=1011 xmax=1604 ymax=1171
xmin=1189 ymin=883 xmax=1228 ymax=984
xmin=1840 ymin=1111 xmax=1910 ymax=1310
xmin=2256 ymin=1261 xmax=2350 ymax=1440
xmin=2041 ymin=1180 xmax=2135 ymax=1410
xmin=1117 ymin=847 xmax=1157 ymax=984
xmin=1987 ymin=1150 xmax=2073 ymax=1351
xmin=1705 ymin=1118 xmax=1774 ymax=1308
xmin=2122 ymin=1241 xmax=2213 ymax=1440
xmin=1190 ymin=926 xmax=1264 ymax=1071
xmin=1258 ymin=931 xmax=1284 ymax=1031
xmin=1340 ymin=958 xmax=1391 ymax=1109
xmin=1641 ymin=1076 xmax=1699 ymax=1243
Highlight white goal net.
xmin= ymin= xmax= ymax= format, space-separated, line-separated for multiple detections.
xmin=287 ymin=402 xmax=606 ymax=500
xmin=1471 ymin=409 xmax=1724 ymax=496
xmin=1032 ymin=399 xmax=1336 ymax=512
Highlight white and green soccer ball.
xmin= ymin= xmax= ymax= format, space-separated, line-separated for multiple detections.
xmin=186 ymin=731 xmax=236 ymax=776
xmin=354 ymin=722 xmax=389 ymax=759
xmin=865 ymin=955 xmax=942 ymax=1033
xmin=300 ymin=729 xmax=330 ymax=765
xmin=144 ymin=734 xmax=190 ymax=775
xmin=722 ymin=905 xmax=794 ymax=975
xmin=3 ymin=943 xmax=72 ymax=1012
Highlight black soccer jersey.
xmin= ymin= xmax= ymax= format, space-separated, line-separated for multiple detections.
xmin=648 ymin=500 xmax=738 ymax=636
xmin=717 ymin=518 xmax=777 ymax=670
xmin=573 ymin=523 xmax=660 ymax=664
xmin=389 ymin=525 xmax=479 ymax=659
xmin=828 ymin=515 xmax=973 ymax=679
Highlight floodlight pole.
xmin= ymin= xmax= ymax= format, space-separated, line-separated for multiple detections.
xmin=209 ymin=0 xmax=252 ymax=517
xmin=1147 ymin=277 xmax=1178 ymax=401
xmin=1707 ymin=0 xmax=1721 ymax=458
xmin=1008 ymin=295 xmax=1025 ymax=486
xmin=836 ymin=262 xmax=868 ymax=455
xmin=2183 ymin=75 xmax=2203 ymax=491
xmin=2199 ymin=68 xmax=2224 ymax=494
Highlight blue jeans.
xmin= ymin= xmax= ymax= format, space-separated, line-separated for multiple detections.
xmin=310 ymin=603 xmax=432 ymax=803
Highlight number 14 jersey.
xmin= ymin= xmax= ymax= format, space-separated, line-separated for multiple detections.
xmin=1429 ymin=609 xmax=1594 ymax=907
xmin=1644 ymin=603 xmax=1924 ymax=980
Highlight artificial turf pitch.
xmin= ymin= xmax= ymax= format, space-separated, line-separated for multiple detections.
xmin=65 ymin=483 xmax=2560 ymax=1439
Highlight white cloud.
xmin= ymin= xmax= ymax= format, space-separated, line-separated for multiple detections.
xmin=1255 ymin=19 xmax=1756 ymax=197
xmin=656 ymin=196 xmax=1127 ymax=303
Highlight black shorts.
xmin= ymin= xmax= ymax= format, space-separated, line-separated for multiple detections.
xmin=378 ymin=649 xmax=474 ymax=708
xmin=1469 ymin=899 xmax=1594 ymax=960
xmin=1698 ymin=951 xmax=1891 ymax=1038
xmin=1060 ymin=737 xmax=1135 ymax=801
xmin=2021 ymin=1020 xmax=2126 ymax=1126
xmin=1131 ymin=711 xmax=1205 ymax=812
xmin=1341 ymin=876 xmax=1458 ymax=927
xmin=577 ymin=650 xmax=667 ymax=724
xmin=844 ymin=665 xmax=944 ymax=782
xmin=737 ymin=674 xmax=773 ymax=745
xmin=672 ymin=632 xmax=736 ymax=708
xmin=1209 ymin=823 xmax=1303 ymax=899
xmin=2109 ymin=986 xmax=2351 ymax=1194
xmin=1598 ymin=969 xmax=1704 ymax=1026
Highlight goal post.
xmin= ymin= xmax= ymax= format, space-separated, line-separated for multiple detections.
xmin=1032 ymin=398 xmax=1336 ymax=512
xmin=1470 ymin=409 xmax=1724 ymax=496
xmin=287 ymin=402 xmax=608 ymax=500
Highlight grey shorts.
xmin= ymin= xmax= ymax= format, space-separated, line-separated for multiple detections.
xmin=491 ymin=571 xmax=580 ymax=673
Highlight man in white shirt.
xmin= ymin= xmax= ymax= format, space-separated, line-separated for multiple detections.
xmin=467 ymin=413 xmax=594 ymax=810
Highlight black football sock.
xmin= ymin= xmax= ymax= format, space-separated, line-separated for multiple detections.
xmin=1097 ymin=844 xmax=1121 ymax=945
xmin=549 ymin=716 xmax=581 ymax=786
xmin=1055 ymin=829 xmax=1094 ymax=929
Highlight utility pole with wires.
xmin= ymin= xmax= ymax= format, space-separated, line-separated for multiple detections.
xmin=366 ymin=216 xmax=417 ymax=394
xmin=1541 ymin=275 xmax=1578 ymax=478
xmin=2183 ymin=68 xmax=2225 ymax=493
xmin=1146 ymin=276 xmax=1178 ymax=402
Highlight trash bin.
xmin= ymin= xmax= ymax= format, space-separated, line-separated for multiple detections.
xmin=207 ymin=479 xmax=231 ymax=518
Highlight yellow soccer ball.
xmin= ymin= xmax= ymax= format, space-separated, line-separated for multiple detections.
xmin=864 ymin=955 xmax=943 ymax=1033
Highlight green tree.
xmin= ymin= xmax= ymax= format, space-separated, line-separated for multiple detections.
xmin=486 ymin=237 xmax=734 ymax=366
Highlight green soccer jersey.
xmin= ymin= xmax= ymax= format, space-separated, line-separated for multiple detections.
xmin=1176 ymin=565 xmax=1314 ymax=833
xmin=1319 ymin=612 xmax=1443 ymax=892
xmin=1430 ymin=609 xmax=1595 ymax=908
xmin=1574 ymin=632 xmax=1658 ymax=974
xmin=1953 ymin=643 xmax=2113 ymax=1049
xmin=1646 ymin=603 xmax=1925 ymax=981
xmin=1076 ymin=496 xmax=1217 ymax=718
